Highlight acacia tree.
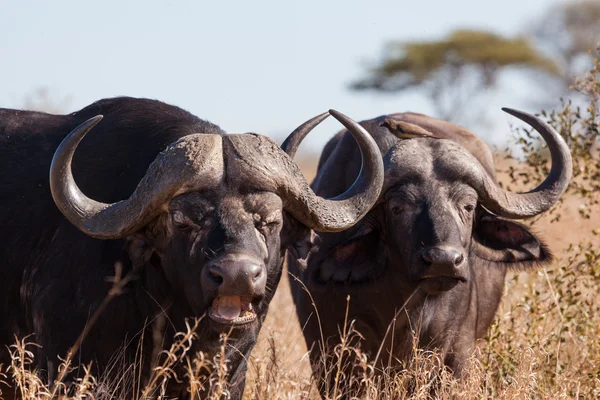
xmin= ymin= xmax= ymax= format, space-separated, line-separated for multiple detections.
xmin=350 ymin=29 xmax=558 ymax=125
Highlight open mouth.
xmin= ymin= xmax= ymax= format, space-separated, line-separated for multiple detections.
xmin=208 ymin=296 xmax=257 ymax=326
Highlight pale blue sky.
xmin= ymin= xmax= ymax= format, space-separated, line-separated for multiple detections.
xmin=1 ymin=0 xmax=563 ymax=153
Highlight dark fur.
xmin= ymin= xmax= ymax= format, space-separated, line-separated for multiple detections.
xmin=0 ymin=97 xmax=299 ymax=398
xmin=288 ymin=112 xmax=552 ymax=397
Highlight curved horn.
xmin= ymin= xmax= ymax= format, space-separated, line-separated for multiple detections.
xmin=280 ymin=111 xmax=329 ymax=158
xmin=471 ymin=108 xmax=572 ymax=219
xmin=50 ymin=118 xmax=223 ymax=239
xmin=228 ymin=110 xmax=384 ymax=232
xmin=295 ymin=109 xmax=384 ymax=230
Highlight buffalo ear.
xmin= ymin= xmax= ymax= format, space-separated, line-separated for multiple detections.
xmin=125 ymin=235 xmax=155 ymax=269
xmin=472 ymin=211 xmax=552 ymax=269
xmin=281 ymin=212 xmax=315 ymax=269
xmin=314 ymin=227 xmax=384 ymax=283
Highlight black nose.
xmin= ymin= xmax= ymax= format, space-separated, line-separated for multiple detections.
xmin=204 ymin=255 xmax=266 ymax=296
xmin=421 ymin=246 xmax=465 ymax=278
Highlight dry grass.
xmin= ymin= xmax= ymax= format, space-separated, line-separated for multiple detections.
xmin=1 ymin=55 xmax=599 ymax=400
xmin=3 ymin=159 xmax=597 ymax=400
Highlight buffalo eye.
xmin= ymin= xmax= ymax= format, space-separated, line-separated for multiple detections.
xmin=265 ymin=221 xmax=279 ymax=228
xmin=253 ymin=213 xmax=280 ymax=232
xmin=391 ymin=205 xmax=404 ymax=216
xmin=464 ymin=204 xmax=475 ymax=213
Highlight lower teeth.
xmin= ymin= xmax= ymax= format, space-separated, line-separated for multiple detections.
xmin=210 ymin=299 xmax=256 ymax=324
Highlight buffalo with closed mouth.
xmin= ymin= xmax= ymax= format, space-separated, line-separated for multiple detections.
xmin=285 ymin=109 xmax=572 ymax=397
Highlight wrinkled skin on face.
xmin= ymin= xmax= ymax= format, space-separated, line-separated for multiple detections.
xmin=317 ymin=181 xmax=477 ymax=291
xmin=289 ymin=120 xmax=555 ymax=397
xmin=145 ymin=190 xmax=283 ymax=318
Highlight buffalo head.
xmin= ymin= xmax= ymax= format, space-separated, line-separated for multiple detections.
xmin=49 ymin=110 xmax=384 ymax=337
xmin=295 ymin=109 xmax=571 ymax=295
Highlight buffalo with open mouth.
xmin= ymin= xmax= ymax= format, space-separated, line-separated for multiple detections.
xmin=0 ymin=97 xmax=384 ymax=398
